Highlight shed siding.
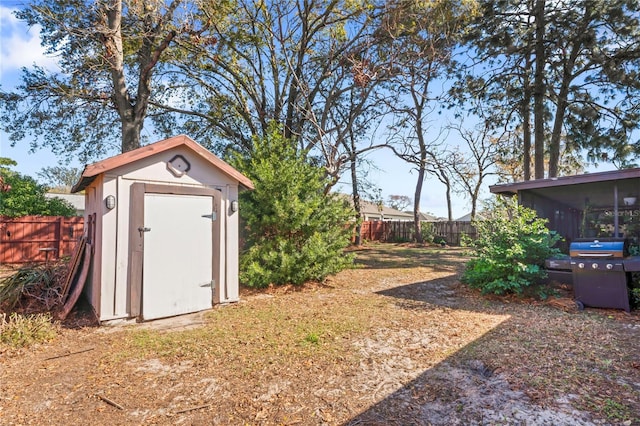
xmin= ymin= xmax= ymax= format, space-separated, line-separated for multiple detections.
xmin=83 ymin=179 xmax=104 ymax=319
xmin=224 ymin=184 xmax=240 ymax=302
xmin=109 ymin=146 xmax=233 ymax=188
xmin=86 ymin=144 xmax=244 ymax=321
xmin=113 ymin=175 xmax=132 ymax=318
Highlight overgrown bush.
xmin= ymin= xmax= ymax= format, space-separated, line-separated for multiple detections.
xmin=462 ymin=197 xmax=561 ymax=295
xmin=232 ymin=125 xmax=355 ymax=288
xmin=0 ymin=312 xmax=57 ymax=348
xmin=0 ymin=262 xmax=69 ymax=312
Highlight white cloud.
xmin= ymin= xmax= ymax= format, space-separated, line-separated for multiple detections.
xmin=0 ymin=6 xmax=60 ymax=75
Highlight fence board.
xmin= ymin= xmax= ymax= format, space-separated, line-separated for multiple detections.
xmin=358 ymin=221 xmax=387 ymax=242
xmin=0 ymin=216 xmax=84 ymax=263
xmin=426 ymin=221 xmax=477 ymax=246
xmin=356 ymin=220 xmax=477 ymax=246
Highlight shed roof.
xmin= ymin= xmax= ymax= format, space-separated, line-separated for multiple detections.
xmin=71 ymin=135 xmax=254 ymax=193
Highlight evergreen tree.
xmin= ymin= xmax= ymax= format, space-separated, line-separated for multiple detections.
xmin=462 ymin=196 xmax=561 ymax=295
xmin=232 ymin=126 xmax=355 ymax=288
xmin=458 ymin=0 xmax=640 ymax=178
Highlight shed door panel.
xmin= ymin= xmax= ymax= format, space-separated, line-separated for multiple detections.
xmin=142 ymin=193 xmax=213 ymax=320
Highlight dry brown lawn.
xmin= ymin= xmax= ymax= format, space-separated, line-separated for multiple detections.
xmin=1 ymin=243 xmax=639 ymax=425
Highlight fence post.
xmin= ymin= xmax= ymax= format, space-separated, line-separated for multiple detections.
xmin=55 ymin=216 xmax=63 ymax=260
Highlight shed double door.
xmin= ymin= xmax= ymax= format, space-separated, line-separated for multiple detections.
xmin=142 ymin=193 xmax=215 ymax=320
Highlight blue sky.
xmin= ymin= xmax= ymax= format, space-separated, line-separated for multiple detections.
xmin=0 ymin=4 xmax=474 ymax=219
xmin=0 ymin=5 xmax=83 ymax=175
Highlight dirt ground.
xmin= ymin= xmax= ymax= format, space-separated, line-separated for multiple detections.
xmin=1 ymin=244 xmax=639 ymax=425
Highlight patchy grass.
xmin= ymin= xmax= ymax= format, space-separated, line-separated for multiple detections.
xmin=119 ymin=286 xmax=386 ymax=370
xmin=351 ymin=242 xmax=470 ymax=270
xmin=0 ymin=244 xmax=638 ymax=425
xmin=0 ymin=312 xmax=58 ymax=350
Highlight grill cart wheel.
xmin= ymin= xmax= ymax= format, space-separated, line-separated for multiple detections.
xmin=575 ymin=300 xmax=585 ymax=311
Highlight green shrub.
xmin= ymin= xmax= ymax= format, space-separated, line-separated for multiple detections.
xmin=0 ymin=158 xmax=76 ymax=217
xmin=462 ymin=197 xmax=561 ymax=295
xmin=232 ymin=124 xmax=355 ymax=288
xmin=0 ymin=312 xmax=57 ymax=348
xmin=420 ymin=222 xmax=435 ymax=243
xmin=631 ymin=288 xmax=640 ymax=309
xmin=631 ymin=273 xmax=640 ymax=309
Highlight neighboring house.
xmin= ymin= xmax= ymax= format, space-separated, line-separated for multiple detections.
xmin=361 ymin=200 xmax=414 ymax=221
xmin=417 ymin=212 xmax=444 ymax=221
xmin=45 ymin=193 xmax=86 ymax=216
xmin=336 ymin=193 xmax=414 ymax=221
xmin=455 ymin=212 xmax=486 ymax=222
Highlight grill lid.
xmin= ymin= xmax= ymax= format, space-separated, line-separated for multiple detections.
xmin=569 ymin=238 xmax=629 ymax=258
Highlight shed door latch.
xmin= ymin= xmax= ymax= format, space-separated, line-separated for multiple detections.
xmin=201 ymin=212 xmax=217 ymax=221
xmin=200 ymin=280 xmax=215 ymax=289
xmin=138 ymin=227 xmax=151 ymax=237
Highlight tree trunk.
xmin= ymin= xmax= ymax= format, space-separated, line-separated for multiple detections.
xmin=122 ymin=118 xmax=143 ymax=153
xmin=533 ymin=0 xmax=546 ymax=180
xmin=471 ymin=177 xmax=482 ymax=220
xmin=350 ymin=157 xmax=362 ymax=246
xmin=104 ymin=0 xmax=142 ymax=154
xmin=548 ymin=22 xmax=583 ymax=177
xmin=103 ymin=0 xmax=175 ymax=154
xmin=548 ymin=88 xmax=569 ymax=178
xmin=522 ymin=60 xmax=532 ymax=181
xmin=104 ymin=0 xmax=139 ymax=153
xmin=445 ymin=183 xmax=453 ymax=221
xmin=413 ymin=165 xmax=426 ymax=244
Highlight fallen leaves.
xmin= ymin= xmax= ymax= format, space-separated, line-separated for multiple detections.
xmin=1 ymin=244 xmax=639 ymax=425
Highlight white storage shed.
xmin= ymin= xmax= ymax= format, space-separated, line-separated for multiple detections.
xmin=71 ymin=135 xmax=253 ymax=322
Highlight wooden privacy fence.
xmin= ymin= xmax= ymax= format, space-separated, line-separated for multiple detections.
xmin=0 ymin=216 xmax=84 ymax=264
xmin=356 ymin=220 xmax=477 ymax=246
xmin=424 ymin=221 xmax=477 ymax=245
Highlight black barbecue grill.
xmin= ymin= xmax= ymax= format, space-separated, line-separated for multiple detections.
xmin=568 ymin=238 xmax=631 ymax=311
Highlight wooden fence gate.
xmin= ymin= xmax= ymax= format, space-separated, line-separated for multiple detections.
xmin=0 ymin=216 xmax=84 ymax=263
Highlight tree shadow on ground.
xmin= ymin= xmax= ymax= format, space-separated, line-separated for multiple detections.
xmin=343 ymin=277 xmax=640 ymax=425
xmin=353 ymin=245 xmax=470 ymax=270
xmin=377 ymin=275 xmax=468 ymax=309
